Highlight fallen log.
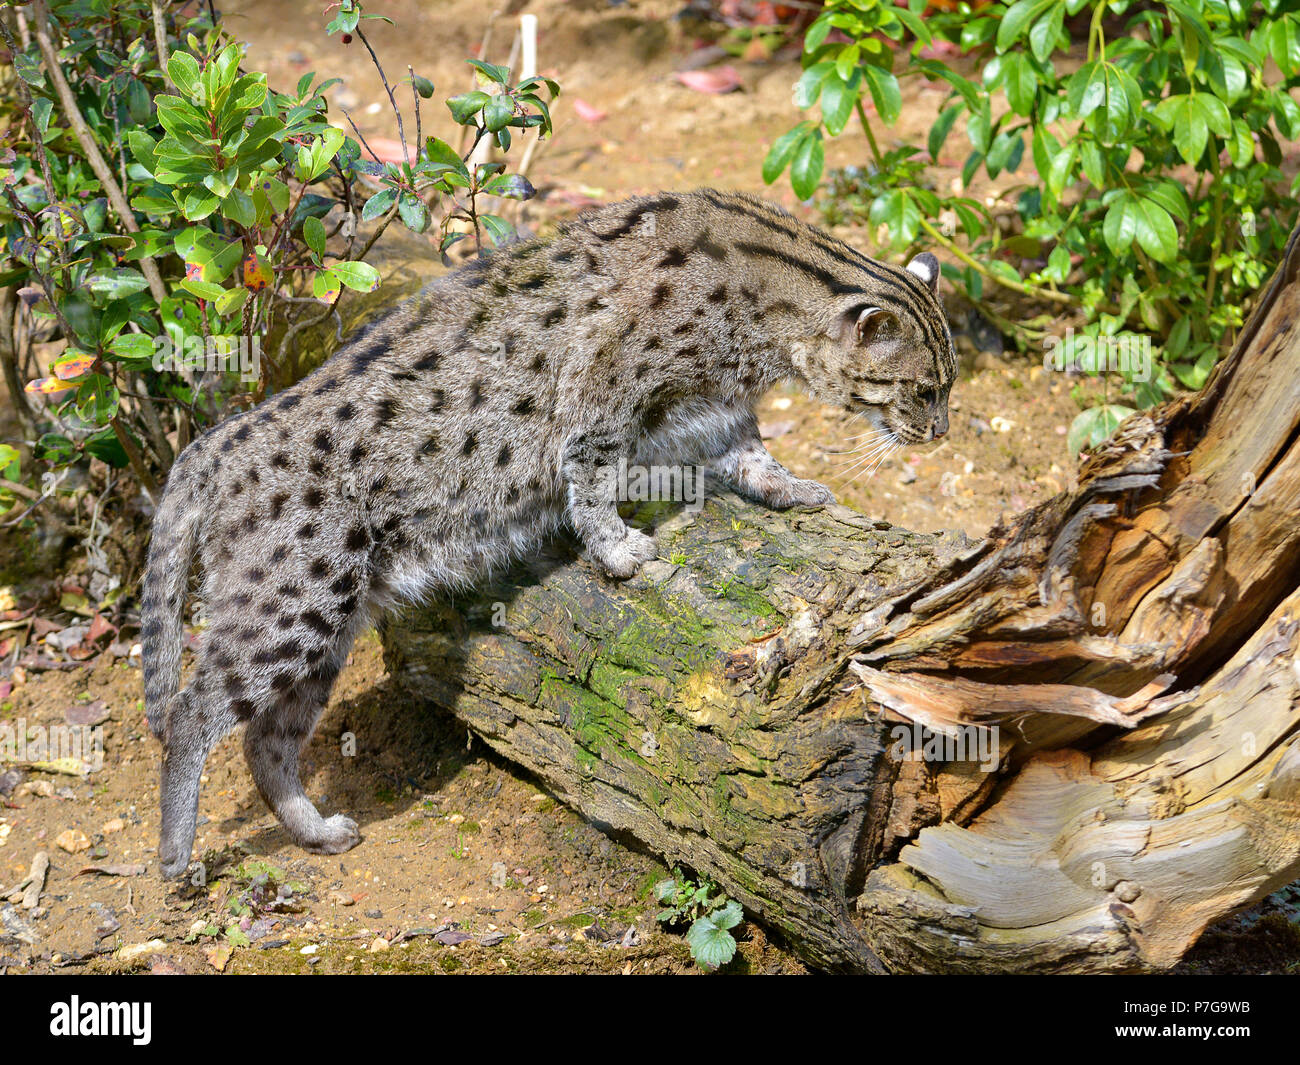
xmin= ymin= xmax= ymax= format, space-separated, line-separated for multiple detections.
xmin=382 ymin=224 xmax=1300 ymax=973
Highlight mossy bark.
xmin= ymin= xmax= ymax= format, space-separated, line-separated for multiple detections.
xmin=382 ymin=225 xmax=1300 ymax=973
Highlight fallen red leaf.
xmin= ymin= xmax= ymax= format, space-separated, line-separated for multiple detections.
xmin=674 ymin=66 xmax=742 ymax=95
xmin=572 ymin=98 xmax=607 ymax=123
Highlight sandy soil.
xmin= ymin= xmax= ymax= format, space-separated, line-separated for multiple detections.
xmin=0 ymin=0 xmax=1295 ymax=974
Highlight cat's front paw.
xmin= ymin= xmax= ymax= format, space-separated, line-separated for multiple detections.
xmin=751 ymin=473 xmax=836 ymax=509
xmin=591 ymin=528 xmax=658 ymax=579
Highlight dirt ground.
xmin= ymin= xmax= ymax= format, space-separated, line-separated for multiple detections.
xmin=1 ymin=0 xmax=1296 ymax=974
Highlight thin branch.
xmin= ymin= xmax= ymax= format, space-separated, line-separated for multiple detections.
xmin=150 ymin=1 xmax=174 ymax=92
xmin=30 ymin=0 xmax=167 ymax=304
xmin=354 ymin=25 xmax=408 ymax=163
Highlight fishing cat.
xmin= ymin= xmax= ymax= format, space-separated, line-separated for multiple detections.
xmin=142 ymin=189 xmax=956 ymax=876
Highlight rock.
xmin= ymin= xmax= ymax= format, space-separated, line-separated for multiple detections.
xmin=90 ymin=902 xmax=120 ymax=939
xmin=115 ymin=939 xmax=167 ymax=963
xmin=55 ymin=829 xmax=90 ymax=853
xmin=0 ymin=905 xmax=39 ymax=944
xmin=101 ymin=817 xmax=125 ymax=834
xmin=65 ymin=700 xmax=110 ymax=726
xmin=21 ymin=852 xmax=48 ymax=909
xmin=759 ymin=420 xmax=795 ymax=440
xmin=369 ymin=937 xmax=390 ymax=952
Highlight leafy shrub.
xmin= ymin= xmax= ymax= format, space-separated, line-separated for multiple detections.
xmin=765 ymin=0 xmax=1300 ymax=450
xmin=0 ymin=0 xmax=555 ymax=524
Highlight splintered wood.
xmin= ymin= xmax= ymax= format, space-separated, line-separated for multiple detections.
xmin=387 ymin=226 xmax=1300 ymax=972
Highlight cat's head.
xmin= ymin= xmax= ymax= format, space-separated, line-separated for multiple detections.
xmin=794 ymin=252 xmax=956 ymax=445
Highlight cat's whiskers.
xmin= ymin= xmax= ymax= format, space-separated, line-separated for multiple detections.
xmin=831 ymin=434 xmax=899 ymax=483
xmin=839 ymin=439 xmax=901 ymax=489
xmin=822 ymin=423 xmax=893 ymax=458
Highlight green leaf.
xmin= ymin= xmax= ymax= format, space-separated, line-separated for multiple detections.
xmin=361 ymin=187 xmax=398 ymax=221
xmin=1130 ymin=197 xmax=1178 ymax=263
xmin=447 ymin=90 xmax=490 ymax=124
xmin=13 ymin=53 xmax=46 ymax=89
xmin=1067 ymin=404 xmax=1136 ymax=456
xmin=820 ymin=72 xmax=856 ymax=136
xmin=1066 ymin=61 xmax=1106 ymax=120
xmin=312 ymin=268 xmax=341 ymax=304
xmin=482 ymin=95 xmax=513 ymax=133
xmin=997 ymin=0 xmax=1050 ymax=51
xmin=928 ymin=104 xmax=962 ymax=160
xmin=790 ymin=130 xmax=824 ymax=201
xmin=75 ymin=375 xmax=121 ymax=424
xmin=793 ymin=62 xmax=833 ymax=109
xmin=168 ymin=52 xmax=202 ymax=101
xmin=467 ymin=59 xmax=511 ymax=86
xmin=87 ymin=269 xmax=150 ymax=299
xmin=397 ymin=191 xmax=430 ymax=233
xmin=214 ymin=287 xmax=249 ymax=316
xmin=711 ymin=899 xmax=743 ymax=931
xmin=1028 ymin=3 xmax=1064 ymax=63
xmin=1002 ymin=53 xmax=1037 ymax=116
xmin=177 ymin=187 xmax=221 ymax=221
xmin=126 ymin=131 xmax=160 ymax=174
xmin=1154 ymin=94 xmax=1210 ymax=165
xmin=222 ymin=187 xmax=257 ymax=228
xmin=480 ymin=213 xmax=513 ymax=246
xmin=303 ymin=215 xmax=327 ymax=259
xmin=861 ymin=65 xmax=901 ymax=125
xmin=686 ymin=913 xmax=739 ymax=970
xmin=180 ymin=278 xmax=229 ymax=301
xmin=482 ymin=174 xmax=536 ymax=200
xmin=331 ymin=261 xmax=381 ymax=292
xmin=763 ymin=125 xmax=808 ymax=185
xmin=109 ymin=334 xmax=157 ymax=363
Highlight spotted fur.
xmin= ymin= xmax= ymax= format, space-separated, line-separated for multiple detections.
xmin=142 ymin=189 xmax=955 ymax=876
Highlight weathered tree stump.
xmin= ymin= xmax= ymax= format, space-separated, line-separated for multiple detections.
xmin=382 ymin=225 xmax=1300 ymax=973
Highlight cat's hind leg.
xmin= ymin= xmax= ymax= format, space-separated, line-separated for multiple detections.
xmin=242 ymin=663 xmax=359 ymax=854
xmin=157 ymin=674 xmax=240 ymax=877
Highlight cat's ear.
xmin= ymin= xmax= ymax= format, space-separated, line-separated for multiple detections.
xmin=852 ymin=306 xmax=898 ymax=346
xmin=906 ymin=252 xmax=940 ymax=295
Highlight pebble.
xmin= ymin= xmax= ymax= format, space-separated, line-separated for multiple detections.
xmin=101 ymin=817 xmax=125 ymax=834
xmin=117 ymin=939 xmax=167 ymax=963
xmin=55 ymin=829 xmax=90 ymax=853
xmin=369 ymin=937 xmax=390 ymax=952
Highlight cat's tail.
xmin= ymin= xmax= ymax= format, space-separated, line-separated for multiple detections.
xmin=141 ymin=455 xmax=201 ymax=739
